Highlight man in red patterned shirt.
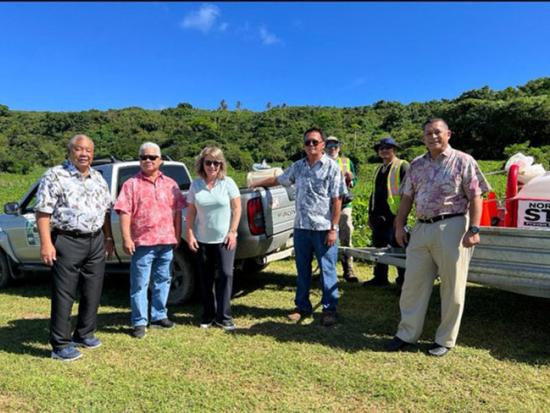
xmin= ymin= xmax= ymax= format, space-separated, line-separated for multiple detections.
xmin=114 ymin=142 xmax=186 ymax=339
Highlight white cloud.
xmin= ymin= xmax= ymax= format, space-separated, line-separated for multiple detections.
xmin=181 ymin=4 xmax=221 ymax=33
xmin=259 ymin=26 xmax=281 ymax=45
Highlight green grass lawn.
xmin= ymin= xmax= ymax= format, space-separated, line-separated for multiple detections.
xmin=0 ymin=260 xmax=549 ymax=412
xmin=1 ymin=160 xmax=548 ymax=412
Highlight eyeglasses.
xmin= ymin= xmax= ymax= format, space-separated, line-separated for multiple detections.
xmin=140 ymin=155 xmax=159 ymax=161
xmin=204 ymin=159 xmax=222 ymax=167
xmin=304 ymin=140 xmax=322 ymax=147
xmin=326 ymin=144 xmax=339 ymax=150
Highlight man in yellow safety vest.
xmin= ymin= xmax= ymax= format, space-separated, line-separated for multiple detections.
xmin=365 ymin=137 xmax=409 ymax=289
xmin=326 ymin=136 xmax=358 ymax=282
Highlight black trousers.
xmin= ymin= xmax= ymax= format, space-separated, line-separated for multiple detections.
xmin=371 ymin=215 xmax=406 ymax=285
xmin=194 ymin=242 xmax=235 ymax=323
xmin=50 ymin=232 xmax=105 ymax=349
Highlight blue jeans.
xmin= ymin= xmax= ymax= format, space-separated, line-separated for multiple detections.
xmin=294 ymin=228 xmax=339 ymax=313
xmin=130 ymin=245 xmax=174 ymax=327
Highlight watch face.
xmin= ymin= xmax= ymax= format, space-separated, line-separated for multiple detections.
xmin=469 ymin=226 xmax=480 ymax=234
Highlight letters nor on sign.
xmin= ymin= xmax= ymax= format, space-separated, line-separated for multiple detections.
xmin=517 ymin=199 xmax=550 ymax=229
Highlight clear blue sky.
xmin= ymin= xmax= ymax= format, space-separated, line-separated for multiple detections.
xmin=1 ymin=2 xmax=549 ymax=112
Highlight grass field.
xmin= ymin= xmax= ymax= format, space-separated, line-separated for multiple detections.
xmin=1 ymin=160 xmax=548 ymax=412
xmin=0 ymin=260 xmax=549 ymax=412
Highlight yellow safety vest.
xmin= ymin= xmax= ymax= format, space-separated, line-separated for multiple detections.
xmin=336 ymin=156 xmax=352 ymax=176
xmin=371 ymin=158 xmax=406 ymax=215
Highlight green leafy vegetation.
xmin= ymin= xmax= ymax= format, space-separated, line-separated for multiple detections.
xmin=1 ymin=78 xmax=550 ymax=174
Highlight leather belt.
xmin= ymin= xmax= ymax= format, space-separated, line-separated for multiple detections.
xmin=53 ymin=229 xmax=102 ymax=238
xmin=417 ymin=213 xmax=464 ymax=224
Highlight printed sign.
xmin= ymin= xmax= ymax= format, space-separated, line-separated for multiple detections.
xmin=517 ymin=199 xmax=550 ymax=230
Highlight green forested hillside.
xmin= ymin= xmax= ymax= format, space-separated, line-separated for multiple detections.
xmin=1 ymin=77 xmax=549 ymax=173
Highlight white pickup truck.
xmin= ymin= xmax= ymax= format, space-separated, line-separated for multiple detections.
xmin=0 ymin=157 xmax=295 ymax=303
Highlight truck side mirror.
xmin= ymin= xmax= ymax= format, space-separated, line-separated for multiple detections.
xmin=4 ymin=202 xmax=21 ymax=215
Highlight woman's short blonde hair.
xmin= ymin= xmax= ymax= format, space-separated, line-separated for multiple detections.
xmin=195 ymin=146 xmax=227 ymax=180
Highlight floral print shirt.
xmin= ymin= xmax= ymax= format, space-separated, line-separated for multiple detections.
xmin=401 ymin=145 xmax=491 ymax=219
xmin=34 ymin=160 xmax=112 ymax=233
xmin=114 ymin=171 xmax=186 ymax=247
xmin=277 ymin=154 xmax=347 ymax=231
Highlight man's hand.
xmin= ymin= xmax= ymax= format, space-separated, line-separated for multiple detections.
xmin=123 ymin=238 xmax=136 ymax=256
xmin=462 ymin=232 xmax=480 ymax=248
xmin=344 ymin=171 xmax=353 ymax=187
xmin=395 ymin=225 xmax=409 ymax=248
xmin=104 ymin=238 xmax=115 ymax=259
xmin=40 ymin=242 xmax=56 ymax=266
xmin=326 ymin=229 xmax=338 ymax=246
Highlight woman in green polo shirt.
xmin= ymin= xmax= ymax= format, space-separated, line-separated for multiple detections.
xmin=186 ymin=146 xmax=241 ymax=331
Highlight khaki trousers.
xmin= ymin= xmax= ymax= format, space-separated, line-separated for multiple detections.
xmin=396 ymin=215 xmax=473 ymax=348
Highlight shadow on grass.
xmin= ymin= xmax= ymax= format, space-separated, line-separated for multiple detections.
xmin=231 ymin=275 xmax=550 ymax=365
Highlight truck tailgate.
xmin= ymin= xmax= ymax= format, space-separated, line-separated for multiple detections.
xmin=241 ymin=186 xmax=295 ymax=237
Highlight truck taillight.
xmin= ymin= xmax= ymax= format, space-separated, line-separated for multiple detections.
xmin=247 ymin=198 xmax=265 ymax=235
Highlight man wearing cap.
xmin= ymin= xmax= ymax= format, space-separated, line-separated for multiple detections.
xmin=386 ymin=118 xmax=490 ymax=357
xmin=326 ymin=136 xmax=358 ymax=283
xmin=364 ymin=137 xmax=409 ymax=288
xmin=250 ymin=127 xmax=347 ymax=327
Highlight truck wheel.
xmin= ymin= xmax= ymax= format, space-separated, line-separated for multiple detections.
xmin=0 ymin=250 xmax=11 ymax=289
xmin=242 ymin=258 xmax=269 ymax=275
xmin=167 ymin=248 xmax=195 ymax=305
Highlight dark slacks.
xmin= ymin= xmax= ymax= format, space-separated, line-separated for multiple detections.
xmin=371 ymin=215 xmax=406 ymax=286
xmin=194 ymin=242 xmax=235 ymax=323
xmin=50 ymin=232 xmax=105 ymax=349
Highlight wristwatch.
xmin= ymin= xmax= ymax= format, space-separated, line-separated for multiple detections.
xmin=330 ymin=224 xmax=339 ymax=231
xmin=468 ymin=225 xmax=480 ymax=234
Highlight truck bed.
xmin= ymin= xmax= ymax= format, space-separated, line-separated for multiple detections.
xmin=341 ymin=226 xmax=550 ymax=299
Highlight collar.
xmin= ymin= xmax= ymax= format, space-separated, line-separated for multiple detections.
xmin=63 ymin=160 xmax=92 ymax=178
xmin=138 ymin=170 xmax=164 ymax=182
xmin=424 ymin=145 xmax=454 ymax=161
xmin=304 ymin=153 xmax=330 ymax=167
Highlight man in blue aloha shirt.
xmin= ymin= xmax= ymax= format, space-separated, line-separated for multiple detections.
xmin=250 ymin=127 xmax=347 ymax=326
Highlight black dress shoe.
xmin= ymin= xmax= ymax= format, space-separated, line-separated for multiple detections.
xmin=385 ymin=336 xmax=411 ymax=352
xmin=428 ymin=342 xmax=451 ymax=357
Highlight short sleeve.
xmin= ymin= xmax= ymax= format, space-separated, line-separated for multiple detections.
xmin=186 ymin=180 xmax=197 ymax=205
xmin=225 ymin=177 xmax=240 ymax=199
xmin=329 ymin=165 xmax=347 ymax=198
xmin=34 ymin=168 xmax=60 ymax=214
xmin=277 ymin=162 xmax=297 ymax=187
xmin=461 ymin=157 xmax=491 ymax=200
xmin=114 ymin=179 xmax=133 ymax=215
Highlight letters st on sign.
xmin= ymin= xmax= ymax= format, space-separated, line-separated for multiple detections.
xmin=517 ymin=200 xmax=550 ymax=229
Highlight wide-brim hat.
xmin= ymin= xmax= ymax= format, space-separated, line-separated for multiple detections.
xmin=373 ymin=137 xmax=400 ymax=151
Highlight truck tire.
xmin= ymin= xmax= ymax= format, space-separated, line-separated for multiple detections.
xmin=167 ymin=248 xmax=195 ymax=305
xmin=0 ymin=250 xmax=11 ymax=289
xmin=242 ymin=258 xmax=269 ymax=275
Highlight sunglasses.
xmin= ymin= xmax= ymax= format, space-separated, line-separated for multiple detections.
xmin=304 ymin=139 xmax=322 ymax=147
xmin=204 ymin=159 xmax=222 ymax=167
xmin=326 ymin=144 xmax=339 ymax=149
xmin=139 ymin=155 xmax=159 ymax=161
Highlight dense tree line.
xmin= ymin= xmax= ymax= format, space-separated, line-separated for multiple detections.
xmin=1 ymin=77 xmax=549 ymax=174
